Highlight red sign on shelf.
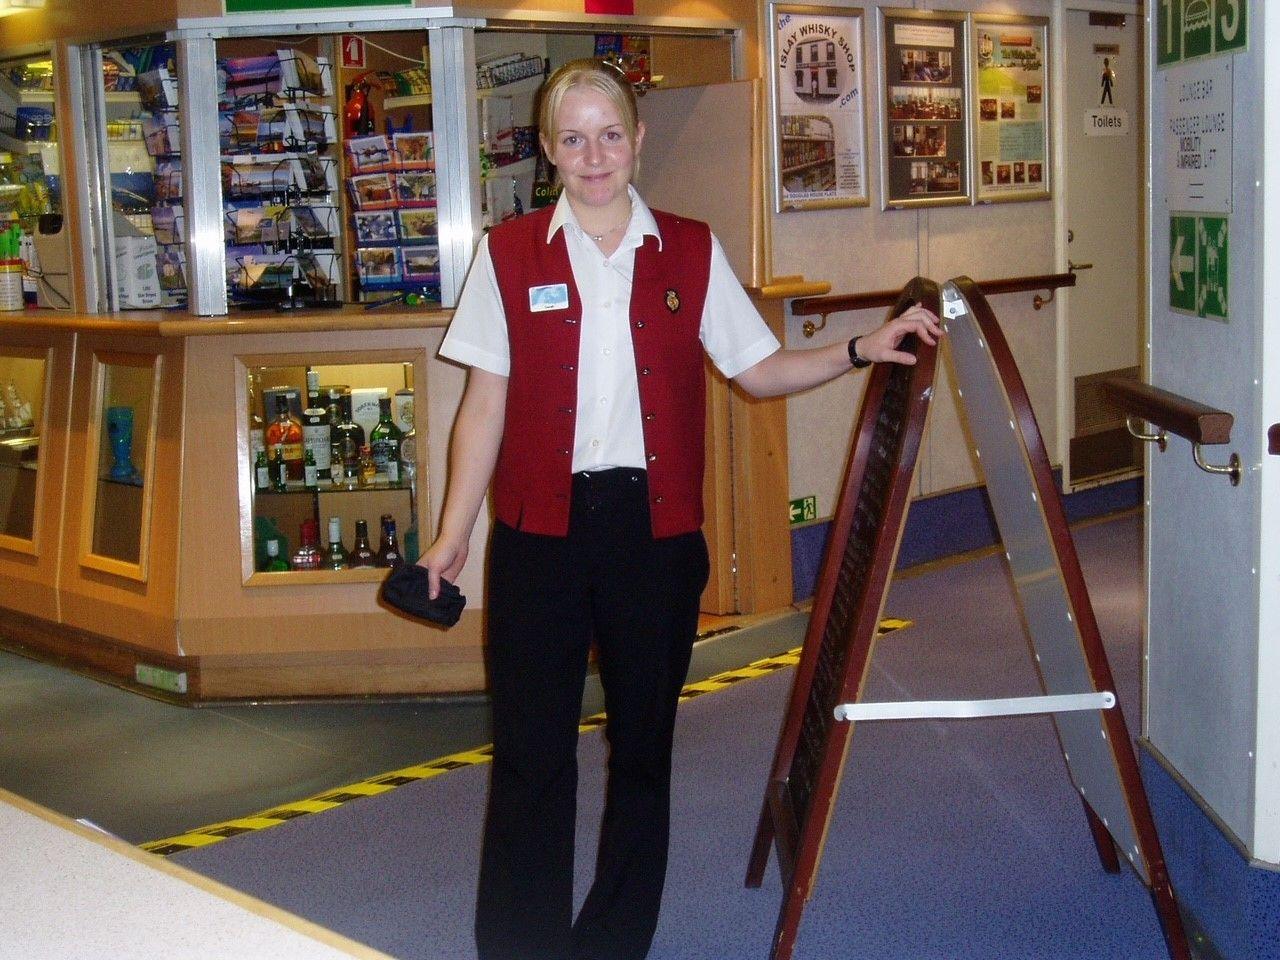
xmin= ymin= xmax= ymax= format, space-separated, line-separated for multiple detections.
xmin=341 ymin=35 xmax=367 ymax=70
xmin=585 ymin=0 xmax=634 ymax=14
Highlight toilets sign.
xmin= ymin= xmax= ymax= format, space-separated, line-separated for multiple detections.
xmin=1156 ymin=0 xmax=1246 ymax=67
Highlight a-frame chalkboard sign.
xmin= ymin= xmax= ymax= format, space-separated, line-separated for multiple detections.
xmin=745 ymin=277 xmax=1189 ymax=960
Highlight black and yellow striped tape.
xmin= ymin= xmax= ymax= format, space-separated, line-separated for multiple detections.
xmin=142 ymin=617 xmax=911 ymax=856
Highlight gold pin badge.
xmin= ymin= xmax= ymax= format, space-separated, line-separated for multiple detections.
xmin=665 ymin=288 xmax=680 ymax=313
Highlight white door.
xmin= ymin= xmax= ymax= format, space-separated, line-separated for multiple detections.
xmin=1061 ymin=8 xmax=1144 ymax=487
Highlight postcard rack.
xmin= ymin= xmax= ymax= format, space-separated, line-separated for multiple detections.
xmin=218 ymin=49 xmax=342 ymax=309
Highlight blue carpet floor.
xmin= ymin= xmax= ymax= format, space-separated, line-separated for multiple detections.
xmin=174 ymin=513 xmax=1169 ymax=959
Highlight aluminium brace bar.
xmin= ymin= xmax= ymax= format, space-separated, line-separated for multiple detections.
xmin=833 ymin=691 xmax=1115 ymax=722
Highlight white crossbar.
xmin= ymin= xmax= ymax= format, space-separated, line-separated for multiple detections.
xmin=833 ymin=691 xmax=1115 ymax=722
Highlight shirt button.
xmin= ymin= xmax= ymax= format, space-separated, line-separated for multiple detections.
xmin=599 ymin=397 xmax=608 ymax=405
xmin=602 ymin=300 xmax=612 ymax=308
xmin=602 ymin=347 xmax=612 ymax=356
xmin=591 ymin=439 xmax=600 ymax=448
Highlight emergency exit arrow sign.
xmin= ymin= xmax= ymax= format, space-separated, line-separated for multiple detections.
xmin=1170 ymin=234 xmax=1194 ymax=292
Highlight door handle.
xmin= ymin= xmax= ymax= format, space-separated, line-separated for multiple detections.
xmin=1069 ymin=260 xmax=1094 ymax=272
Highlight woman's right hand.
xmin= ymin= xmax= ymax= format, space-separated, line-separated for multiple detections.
xmin=419 ymin=535 xmax=469 ymax=600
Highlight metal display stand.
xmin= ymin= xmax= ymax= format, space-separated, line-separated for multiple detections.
xmin=745 ymin=276 xmax=1190 ymax=960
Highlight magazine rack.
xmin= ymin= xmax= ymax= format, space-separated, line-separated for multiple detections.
xmin=745 ymin=276 xmax=1190 ymax=960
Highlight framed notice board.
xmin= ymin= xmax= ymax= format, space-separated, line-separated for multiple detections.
xmin=226 ymin=0 xmax=410 ymax=11
xmin=879 ymin=8 xmax=971 ymax=208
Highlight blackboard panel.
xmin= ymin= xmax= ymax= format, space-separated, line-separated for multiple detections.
xmin=749 ymin=277 xmax=940 ymax=911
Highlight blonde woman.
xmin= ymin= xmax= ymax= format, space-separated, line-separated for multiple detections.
xmin=424 ymin=58 xmax=940 ymax=960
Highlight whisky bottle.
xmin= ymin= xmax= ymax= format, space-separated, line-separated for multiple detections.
xmin=377 ymin=514 xmax=403 ymax=568
xmin=358 ymin=444 xmax=377 ymax=486
xmin=291 ymin=518 xmax=323 ymax=570
xmin=271 ymin=444 xmax=287 ymax=492
xmin=265 ymin=394 xmax=305 ymax=481
xmin=301 ymin=406 xmax=332 ymax=480
xmin=263 ymin=538 xmax=290 ymax=571
xmin=324 ymin=516 xmax=348 ymax=569
xmin=369 ymin=397 xmax=403 ymax=483
xmin=303 ymin=447 xmax=318 ymax=489
xmin=332 ymin=393 xmax=365 ymax=481
xmin=305 ymin=367 xmax=322 ymax=410
xmin=349 ymin=519 xmax=377 ymax=567
xmin=254 ymin=448 xmax=270 ymax=491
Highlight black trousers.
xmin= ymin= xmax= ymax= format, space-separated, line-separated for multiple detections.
xmin=475 ymin=469 xmax=709 ymax=960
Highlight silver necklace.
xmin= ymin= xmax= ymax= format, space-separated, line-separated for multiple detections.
xmin=587 ymin=217 xmax=629 ymax=242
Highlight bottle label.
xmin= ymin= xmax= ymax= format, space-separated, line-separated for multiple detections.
xmin=303 ymin=423 xmax=332 ymax=471
xmin=304 ymin=463 xmax=318 ymax=487
xmin=256 ymin=465 xmax=270 ymax=488
xmin=387 ymin=459 xmax=400 ymax=482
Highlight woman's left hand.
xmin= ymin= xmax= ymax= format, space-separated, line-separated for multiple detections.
xmin=855 ymin=303 xmax=945 ymax=366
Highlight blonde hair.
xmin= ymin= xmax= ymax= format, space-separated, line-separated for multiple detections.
xmin=538 ymin=58 xmax=641 ymax=180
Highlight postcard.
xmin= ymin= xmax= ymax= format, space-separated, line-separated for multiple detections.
xmin=397 ymin=208 xmax=438 ymax=244
xmin=150 ymin=205 xmax=185 ymax=246
xmin=355 ymin=246 xmax=400 ymax=281
xmin=354 ymin=210 xmax=398 ymax=244
xmin=346 ymin=134 xmax=392 ymax=173
xmin=278 ymin=49 xmax=332 ymax=97
xmin=393 ymin=132 xmax=433 ymax=170
xmin=394 ymin=171 xmax=436 ymax=206
xmin=289 ymin=205 xmax=335 ymax=240
xmin=350 ymin=172 xmax=395 ymax=209
xmin=402 ymin=246 xmax=441 ymax=280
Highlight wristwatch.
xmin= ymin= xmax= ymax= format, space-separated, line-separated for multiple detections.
xmin=847 ymin=336 xmax=872 ymax=369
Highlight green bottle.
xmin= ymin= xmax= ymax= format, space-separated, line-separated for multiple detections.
xmin=369 ymin=397 xmax=403 ymax=483
xmin=263 ymin=538 xmax=290 ymax=571
xmin=303 ymin=447 xmax=318 ymax=490
xmin=254 ymin=448 xmax=270 ymax=491
xmin=271 ymin=445 xmax=287 ymax=492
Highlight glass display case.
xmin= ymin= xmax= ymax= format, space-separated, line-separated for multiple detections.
xmin=82 ymin=351 xmax=160 ymax=576
xmin=97 ymin=42 xmax=188 ymax=310
xmin=0 ymin=348 xmax=46 ymax=547
xmin=241 ymin=354 xmax=423 ymax=583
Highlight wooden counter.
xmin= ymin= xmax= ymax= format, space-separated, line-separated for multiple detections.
xmin=0 ymin=304 xmax=790 ymax=701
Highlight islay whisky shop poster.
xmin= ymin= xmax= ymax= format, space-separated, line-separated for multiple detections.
xmin=770 ymin=5 xmax=869 ymax=212
xmin=973 ymin=15 xmax=1050 ymax=203
xmin=880 ymin=8 xmax=970 ymax=208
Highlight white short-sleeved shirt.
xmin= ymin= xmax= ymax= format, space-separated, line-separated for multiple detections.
xmin=439 ymin=187 xmax=781 ymax=473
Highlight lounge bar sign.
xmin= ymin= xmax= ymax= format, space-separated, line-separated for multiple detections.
xmin=1156 ymin=0 xmax=1246 ymax=67
xmin=226 ymin=0 xmax=410 ymax=11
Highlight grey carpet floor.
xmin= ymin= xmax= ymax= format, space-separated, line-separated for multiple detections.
xmin=172 ymin=513 xmax=1170 ymax=959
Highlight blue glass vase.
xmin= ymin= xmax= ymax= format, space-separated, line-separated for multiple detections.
xmin=106 ymin=406 xmax=139 ymax=482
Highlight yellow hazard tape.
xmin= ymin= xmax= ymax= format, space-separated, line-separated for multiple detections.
xmin=142 ymin=617 xmax=911 ymax=856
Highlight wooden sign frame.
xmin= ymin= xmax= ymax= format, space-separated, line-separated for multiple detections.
xmin=746 ymin=276 xmax=1190 ymax=960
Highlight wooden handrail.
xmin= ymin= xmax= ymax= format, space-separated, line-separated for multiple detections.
xmin=1103 ymin=378 xmax=1233 ymax=446
xmin=792 ymin=271 xmax=1077 ymax=317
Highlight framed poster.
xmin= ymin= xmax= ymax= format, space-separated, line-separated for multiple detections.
xmin=769 ymin=5 xmax=869 ymax=212
xmin=879 ymin=8 xmax=970 ymax=208
xmin=973 ymin=15 xmax=1050 ymax=203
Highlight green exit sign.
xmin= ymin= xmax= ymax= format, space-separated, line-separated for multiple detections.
xmin=1157 ymin=0 xmax=1246 ymax=67
xmin=789 ymin=495 xmax=817 ymax=525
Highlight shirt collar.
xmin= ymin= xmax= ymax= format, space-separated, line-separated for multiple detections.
xmin=546 ymin=185 xmax=663 ymax=252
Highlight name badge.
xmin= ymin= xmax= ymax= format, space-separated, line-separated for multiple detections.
xmin=528 ymin=283 xmax=570 ymax=313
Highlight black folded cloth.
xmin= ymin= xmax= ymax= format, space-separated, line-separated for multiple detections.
xmin=380 ymin=564 xmax=466 ymax=628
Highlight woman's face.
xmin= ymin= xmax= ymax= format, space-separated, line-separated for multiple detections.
xmin=544 ymin=85 xmax=644 ymax=215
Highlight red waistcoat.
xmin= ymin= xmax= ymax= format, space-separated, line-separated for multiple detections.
xmin=486 ymin=205 xmax=713 ymax=538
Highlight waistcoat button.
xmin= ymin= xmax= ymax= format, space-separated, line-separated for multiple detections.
xmin=647 ymin=453 xmax=657 ymax=462
xmin=641 ymin=367 xmax=651 ymax=375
